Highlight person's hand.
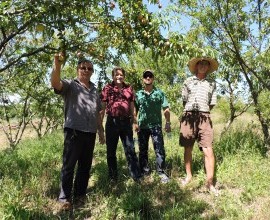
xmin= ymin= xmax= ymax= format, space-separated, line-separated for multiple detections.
xmin=98 ymin=130 xmax=105 ymax=144
xmin=133 ymin=123 xmax=140 ymax=133
xmin=165 ymin=122 xmax=171 ymax=133
xmin=54 ymin=52 xmax=65 ymax=69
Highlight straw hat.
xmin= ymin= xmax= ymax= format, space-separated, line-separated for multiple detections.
xmin=188 ymin=57 xmax=219 ymax=74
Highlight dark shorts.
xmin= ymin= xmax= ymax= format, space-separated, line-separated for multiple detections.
xmin=179 ymin=112 xmax=213 ymax=148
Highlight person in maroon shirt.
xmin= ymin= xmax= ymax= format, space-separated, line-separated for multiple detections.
xmin=100 ymin=67 xmax=141 ymax=182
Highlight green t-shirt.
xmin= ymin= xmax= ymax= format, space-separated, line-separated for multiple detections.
xmin=135 ymin=87 xmax=169 ymax=129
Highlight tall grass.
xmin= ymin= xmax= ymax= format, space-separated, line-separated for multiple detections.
xmin=0 ymin=125 xmax=270 ymax=219
xmin=0 ymin=132 xmax=63 ymax=219
xmin=213 ymin=126 xmax=270 ymax=219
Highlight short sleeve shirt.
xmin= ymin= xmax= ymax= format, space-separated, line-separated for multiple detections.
xmin=182 ymin=76 xmax=217 ymax=112
xmin=54 ymin=79 xmax=101 ymax=133
xmin=135 ymin=87 xmax=169 ymax=129
xmin=100 ymin=82 xmax=134 ymax=117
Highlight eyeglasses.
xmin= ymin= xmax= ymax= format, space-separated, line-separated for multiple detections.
xmin=80 ymin=67 xmax=93 ymax=71
xmin=143 ymin=75 xmax=153 ymax=79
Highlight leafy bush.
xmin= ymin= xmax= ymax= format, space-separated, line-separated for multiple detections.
xmin=215 ymin=97 xmax=248 ymax=123
xmin=215 ymin=126 xmax=265 ymax=159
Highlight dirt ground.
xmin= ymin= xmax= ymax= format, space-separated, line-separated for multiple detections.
xmin=0 ymin=132 xmax=9 ymax=149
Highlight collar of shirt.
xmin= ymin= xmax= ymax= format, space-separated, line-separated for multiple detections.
xmin=192 ymin=75 xmax=213 ymax=82
xmin=143 ymin=86 xmax=157 ymax=95
xmin=74 ymin=78 xmax=94 ymax=90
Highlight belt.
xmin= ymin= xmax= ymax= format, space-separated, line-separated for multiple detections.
xmin=64 ymin=127 xmax=92 ymax=134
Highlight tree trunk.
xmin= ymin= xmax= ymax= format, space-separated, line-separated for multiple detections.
xmin=257 ymin=111 xmax=270 ymax=155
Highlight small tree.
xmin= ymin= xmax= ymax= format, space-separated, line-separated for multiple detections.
xmin=176 ymin=0 xmax=270 ymax=152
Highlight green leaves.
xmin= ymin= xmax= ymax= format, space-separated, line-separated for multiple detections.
xmin=1 ymin=0 xmax=270 ymax=148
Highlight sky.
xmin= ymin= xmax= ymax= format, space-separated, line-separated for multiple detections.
xmin=145 ymin=0 xmax=191 ymax=35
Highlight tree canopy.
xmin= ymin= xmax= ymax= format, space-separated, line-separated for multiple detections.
xmin=1 ymin=0 xmax=270 ymax=150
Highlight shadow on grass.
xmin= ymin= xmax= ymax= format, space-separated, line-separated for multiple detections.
xmin=0 ymin=134 xmax=224 ymax=219
xmin=0 ymin=141 xmax=63 ymax=219
xmin=78 ymin=156 xmax=217 ymax=219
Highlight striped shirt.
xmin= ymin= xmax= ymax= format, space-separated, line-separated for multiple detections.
xmin=182 ymin=76 xmax=217 ymax=112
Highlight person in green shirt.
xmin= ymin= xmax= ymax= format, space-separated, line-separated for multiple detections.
xmin=134 ymin=70 xmax=171 ymax=183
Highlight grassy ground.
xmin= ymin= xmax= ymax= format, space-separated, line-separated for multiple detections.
xmin=0 ymin=112 xmax=270 ymax=219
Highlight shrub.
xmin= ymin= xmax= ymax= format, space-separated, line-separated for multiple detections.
xmin=215 ymin=126 xmax=265 ymax=160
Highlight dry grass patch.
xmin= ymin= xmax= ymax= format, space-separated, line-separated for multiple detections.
xmin=0 ymin=126 xmax=43 ymax=150
xmin=251 ymin=196 xmax=270 ymax=220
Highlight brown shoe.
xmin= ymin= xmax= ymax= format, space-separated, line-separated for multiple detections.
xmin=74 ymin=195 xmax=87 ymax=208
xmin=60 ymin=201 xmax=72 ymax=211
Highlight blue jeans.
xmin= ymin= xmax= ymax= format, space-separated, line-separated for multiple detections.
xmin=105 ymin=116 xmax=141 ymax=180
xmin=58 ymin=128 xmax=96 ymax=202
xmin=137 ymin=125 xmax=166 ymax=175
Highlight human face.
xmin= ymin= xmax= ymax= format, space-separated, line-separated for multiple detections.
xmin=197 ymin=60 xmax=210 ymax=75
xmin=143 ymin=73 xmax=154 ymax=85
xmin=77 ymin=62 xmax=94 ymax=82
xmin=113 ymin=69 xmax=125 ymax=85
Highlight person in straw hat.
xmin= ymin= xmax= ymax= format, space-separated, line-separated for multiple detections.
xmin=179 ymin=57 xmax=219 ymax=194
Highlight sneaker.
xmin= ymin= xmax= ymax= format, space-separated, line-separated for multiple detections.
xmin=159 ymin=173 xmax=170 ymax=184
xmin=141 ymin=167 xmax=151 ymax=176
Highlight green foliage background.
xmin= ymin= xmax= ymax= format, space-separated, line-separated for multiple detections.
xmin=1 ymin=0 xmax=270 ymax=148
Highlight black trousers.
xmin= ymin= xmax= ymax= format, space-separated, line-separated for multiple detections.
xmin=105 ymin=116 xmax=141 ymax=180
xmin=58 ymin=128 xmax=96 ymax=202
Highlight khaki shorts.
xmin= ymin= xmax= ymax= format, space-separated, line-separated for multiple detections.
xmin=179 ymin=112 xmax=213 ymax=149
